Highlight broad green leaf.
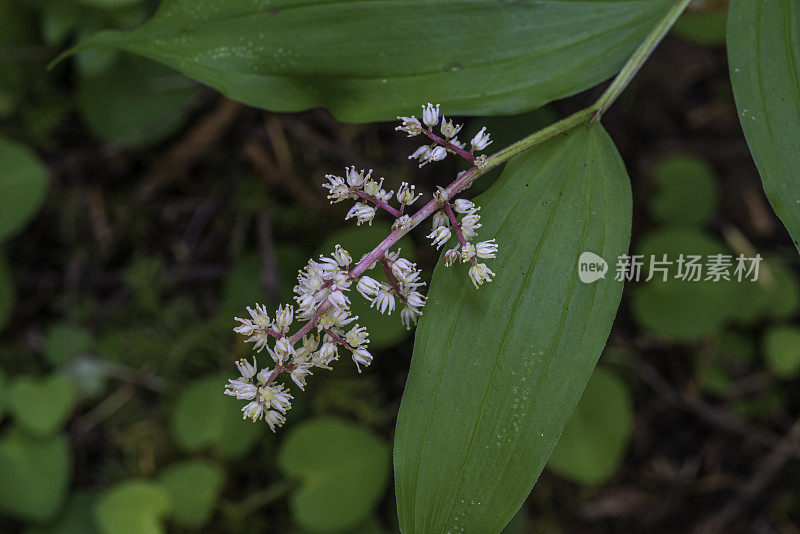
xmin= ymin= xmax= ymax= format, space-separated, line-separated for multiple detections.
xmin=157 ymin=459 xmax=224 ymax=528
xmin=0 ymin=138 xmax=49 ymax=242
xmin=78 ymin=55 xmax=197 ymax=148
xmin=394 ymin=124 xmax=631 ymax=533
xmin=0 ymin=427 xmax=72 ymax=522
xmin=171 ymin=373 xmax=262 ymax=459
xmin=672 ymin=10 xmax=727 ymax=47
xmin=547 ymin=367 xmax=633 ymax=485
xmin=56 ymin=0 xmax=673 ymax=121
xmin=94 ymin=480 xmax=171 ymax=534
xmin=763 ymin=325 xmax=800 ymax=380
xmin=9 ymin=375 xmax=77 ymax=437
xmin=650 ymin=153 xmax=718 ymax=227
xmin=728 ymin=0 xmax=800 ymax=252
xmin=278 ymin=417 xmax=391 ymax=533
xmin=320 ymin=223 xmax=416 ymax=349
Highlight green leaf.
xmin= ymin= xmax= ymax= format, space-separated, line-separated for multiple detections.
xmin=157 ymin=459 xmax=224 ymax=528
xmin=649 ymin=153 xmax=718 ymax=227
xmin=94 ymin=480 xmax=171 ymax=534
xmin=77 ymin=55 xmax=197 ymax=148
xmin=763 ymin=325 xmax=800 ymax=380
xmin=278 ymin=417 xmax=391 ymax=533
xmin=0 ymin=427 xmax=72 ymax=522
xmin=320 ymin=223 xmax=416 ymax=349
xmin=43 ymin=323 xmax=94 ymax=366
xmin=56 ymin=0 xmax=673 ymax=121
xmin=394 ymin=124 xmax=631 ymax=533
xmin=25 ymin=492 xmax=100 ymax=534
xmin=728 ymin=0 xmax=800 ymax=252
xmin=547 ymin=367 xmax=633 ymax=485
xmin=672 ymin=10 xmax=727 ymax=47
xmin=630 ymin=228 xmax=741 ymax=342
xmin=0 ymin=253 xmax=13 ymax=331
xmin=0 ymin=138 xmax=49 ymax=242
xmin=171 ymin=373 xmax=262 ymax=459
xmin=9 ymin=375 xmax=77 ymax=437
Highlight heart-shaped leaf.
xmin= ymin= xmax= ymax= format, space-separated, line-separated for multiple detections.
xmin=24 ymin=492 xmax=100 ymax=534
xmin=547 ymin=367 xmax=633 ymax=485
xmin=0 ymin=427 xmax=72 ymax=522
xmin=157 ymin=459 xmax=224 ymax=528
xmin=394 ymin=124 xmax=631 ymax=533
xmin=278 ymin=417 xmax=390 ymax=533
xmin=728 ymin=0 xmax=800 ymax=252
xmin=0 ymin=138 xmax=48 ymax=242
xmin=171 ymin=373 xmax=262 ymax=458
xmin=43 ymin=323 xmax=94 ymax=366
xmin=9 ymin=375 xmax=77 ymax=437
xmin=54 ymin=0 xmax=674 ymax=122
xmin=94 ymin=480 xmax=171 ymax=534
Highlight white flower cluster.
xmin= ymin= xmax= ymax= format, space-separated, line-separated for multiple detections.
xmin=427 ymin=197 xmax=498 ymax=288
xmin=397 ymin=103 xmax=493 ymax=167
xmin=224 ymin=357 xmax=293 ymax=431
xmin=227 ymin=103 xmax=501 ymax=431
xmin=357 ymin=250 xmax=427 ymax=329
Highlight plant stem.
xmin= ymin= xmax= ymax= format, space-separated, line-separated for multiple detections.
xmin=591 ymin=0 xmax=693 ymax=119
xmin=352 ymin=189 xmax=402 ymax=218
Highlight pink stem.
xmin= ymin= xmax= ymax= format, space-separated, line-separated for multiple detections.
xmin=322 ymin=328 xmax=353 ymax=350
xmin=442 ymin=202 xmax=468 ymax=247
xmin=352 ymin=189 xmax=402 ymax=218
xmin=423 ymin=129 xmax=476 ymax=163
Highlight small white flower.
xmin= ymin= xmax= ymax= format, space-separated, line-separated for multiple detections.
xmin=225 ymin=379 xmax=257 ymax=400
xmin=453 ymin=198 xmax=478 ymax=214
xmin=400 ymin=306 xmax=420 ymax=329
xmin=440 ymin=116 xmax=463 ymax=139
xmin=460 ymin=242 xmax=476 ymax=262
xmin=427 ymin=146 xmax=448 ymax=163
xmin=332 ymin=245 xmax=352 ymax=267
xmin=406 ymin=291 xmax=426 ymax=309
xmin=290 ymin=361 xmax=313 ymax=390
xmin=409 ymin=145 xmax=431 ymax=162
xmin=396 ymin=182 xmax=421 ymax=206
xmin=460 ymin=213 xmax=482 ymax=240
xmin=470 ymin=127 xmax=493 ymax=151
xmin=346 ymin=166 xmax=370 ymax=188
xmin=422 ymin=103 xmax=440 ymax=127
xmin=396 ymin=115 xmax=423 ymax=136
xmin=372 ymin=286 xmax=396 ymax=315
xmin=346 ymin=324 xmax=369 ymax=347
xmin=260 ymin=384 xmax=293 ymax=413
xmin=427 ymin=226 xmax=452 ymax=249
xmin=392 ymin=215 xmax=412 ymax=231
xmin=391 ymin=258 xmax=415 ymax=279
xmin=264 ymin=410 xmax=286 ymax=432
xmin=323 ymin=174 xmax=350 ymax=203
xmin=432 ymin=211 xmax=449 ymax=230
xmin=268 ymin=337 xmax=295 ymax=365
xmin=357 ymin=276 xmax=381 ymax=300
xmin=345 ymin=202 xmax=377 ymax=226
xmin=444 ymin=247 xmax=461 ymax=266
xmin=256 ymin=367 xmax=272 ymax=384
xmin=468 ymin=263 xmax=495 ymax=288
xmin=328 ymin=290 xmax=350 ymax=310
xmin=475 ymin=239 xmax=498 ymax=259
xmin=352 ymin=347 xmax=373 ymax=372
xmin=315 ymin=342 xmax=338 ymax=368
xmin=242 ymin=401 xmax=264 ymax=421
xmin=275 ymin=304 xmax=294 ymax=332
xmin=235 ymin=358 xmax=257 ymax=379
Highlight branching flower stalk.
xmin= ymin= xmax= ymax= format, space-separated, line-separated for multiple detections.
xmin=224 ymin=0 xmax=694 ymax=432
